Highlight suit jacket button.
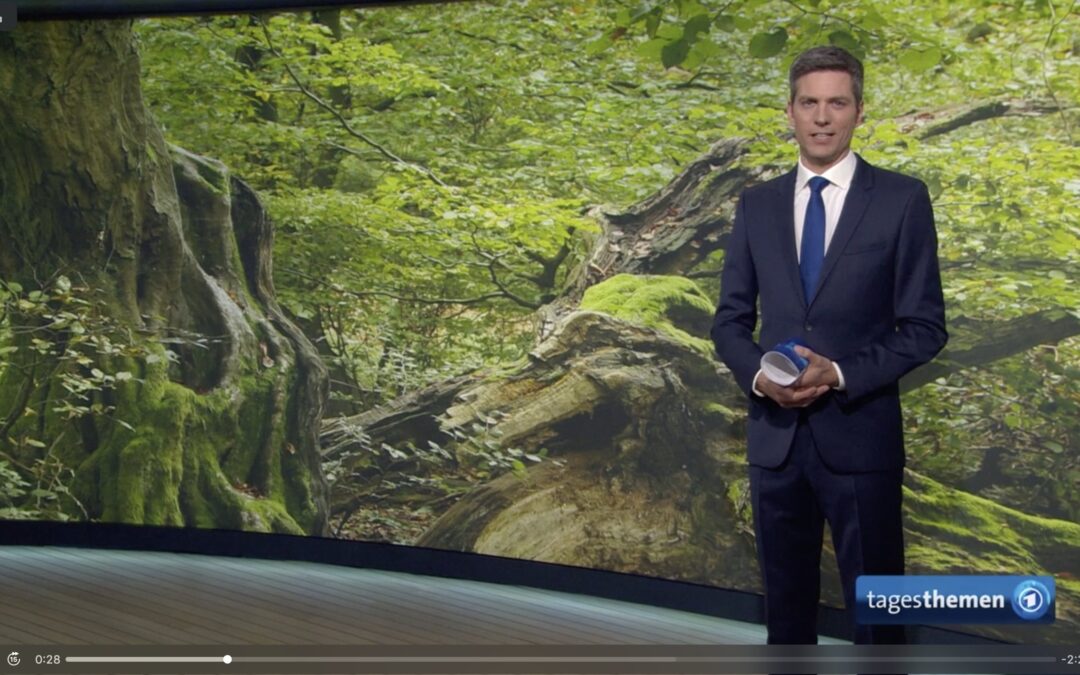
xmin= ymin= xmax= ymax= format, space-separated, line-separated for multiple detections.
xmin=804 ymin=323 xmax=813 ymax=331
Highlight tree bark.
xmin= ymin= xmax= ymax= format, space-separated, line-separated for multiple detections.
xmin=894 ymin=98 xmax=1072 ymax=140
xmin=538 ymin=139 xmax=758 ymax=333
xmin=0 ymin=20 xmax=328 ymax=533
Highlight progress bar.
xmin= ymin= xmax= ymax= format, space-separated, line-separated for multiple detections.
xmin=5 ymin=645 xmax=1071 ymax=674
xmin=68 ymin=656 xmax=231 ymax=663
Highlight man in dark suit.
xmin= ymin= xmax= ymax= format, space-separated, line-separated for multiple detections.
xmin=710 ymin=46 xmax=947 ymax=645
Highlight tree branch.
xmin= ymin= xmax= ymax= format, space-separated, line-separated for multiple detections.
xmin=779 ymin=0 xmax=887 ymax=40
xmin=521 ymin=232 xmax=575 ymax=291
xmin=901 ymin=309 xmax=1080 ymax=392
xmin=891 ymin=99 xmax=1073 ymax=140
xmin=258 ymin=20 xmax=447 ymax=187
xmin=280 ymin=266 xmax=509 ymax=307
xmin=451 ymin=29 xmax=526 ymax=52
xmin=485 ymin=258 xmax=540 ymax=310
xmin=465 ymin=230 xmax=539 ymax=309
xmin=940 ymin=257 xmax=1076 ymax=272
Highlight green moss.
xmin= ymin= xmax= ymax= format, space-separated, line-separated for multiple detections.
xmin=228 ymin=375 xmax=276 ymax=485
xmin=904 ymin=471 xmax=1080 ymax=576
xmin=63 ymin=344 xmax=317 ymax=533
xmin=281 ymin=445 xmax=317 ymax=532
xmin=78 ymin=368 xmax=191 ymax=526
xmin=702 ymin=402 xmax=742 ymax=425
xmin=279 ymin=365 xmax=319 ymax=532
xmin=1059 ymin=577 xmax=1080 ymax=598
xmin=580 ymin=274 xmax=715 ymax=355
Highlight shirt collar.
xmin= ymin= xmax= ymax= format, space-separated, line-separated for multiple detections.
xmin=796 ymin=150 xmax=857 ymax=192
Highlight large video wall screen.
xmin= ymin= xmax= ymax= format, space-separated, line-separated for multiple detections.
xmin=0 ymin=0 xmax=1076 ymax=645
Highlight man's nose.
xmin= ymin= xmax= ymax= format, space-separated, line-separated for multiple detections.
xmin=814 ymin=105 xmax=829 ymax=124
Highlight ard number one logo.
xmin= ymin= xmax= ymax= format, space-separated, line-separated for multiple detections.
xmin=1012 ymin=579 xmax=1051 ymax=620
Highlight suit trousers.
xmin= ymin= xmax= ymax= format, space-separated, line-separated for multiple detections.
xmin=749 ymin=415 xmax=907 ymax=645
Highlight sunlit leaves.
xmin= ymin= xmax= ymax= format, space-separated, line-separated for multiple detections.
xmin=136 ymin=13 xmax=441 ymax=189
xmin=898 ymin=46 xmax=943 ymax=73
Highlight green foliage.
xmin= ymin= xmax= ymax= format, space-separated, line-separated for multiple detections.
xmin=0 ymin=272 xmax=320 ymax=530
xmin=597 ymin=0 xmax=1076 ymax=107
xmin=0 ymin=454 xmax=84 ymax=522
xmin=138 ymin=8 xmax=638 ymax=405
xmin=0 ymin=459 xmax=32 ymax=519
xmin=749 ymin=27 xmax=788 ymax=58
xmin=0 ymin=275 xmax=153 ymax=503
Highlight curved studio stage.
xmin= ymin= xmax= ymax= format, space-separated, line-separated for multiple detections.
xmin=0 ymin=545 xmax=771 ymax=646
xmin=0 ymin=522 xmax=998 ymax=675
xmin=0 ymin=521 xmax=777 ymax=649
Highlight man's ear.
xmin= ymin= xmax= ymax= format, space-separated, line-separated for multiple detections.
xmin=856 ymin=102 xmax=865 ymax=126
xmin=786 ymin=101 xmax=795 ymax=127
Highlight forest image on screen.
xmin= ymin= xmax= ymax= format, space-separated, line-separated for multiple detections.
xmin=0 ymin=0 xmax=1076 ymax=646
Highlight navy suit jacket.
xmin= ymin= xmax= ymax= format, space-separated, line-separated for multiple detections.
xmin=711 ymin=155 xmax=947 ymax=472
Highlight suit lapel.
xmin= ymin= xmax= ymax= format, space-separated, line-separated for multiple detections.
xmin=808 ymin=156 xmax=875 ymax=308
xmin=773 ymin=168 xmax=805 ymax=310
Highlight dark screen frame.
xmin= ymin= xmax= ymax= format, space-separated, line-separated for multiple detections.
xmin=16 ymin=0 xmax=442 ymax=20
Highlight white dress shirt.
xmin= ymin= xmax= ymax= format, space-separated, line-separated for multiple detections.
xmin=752 ymin=151 xmax=856 ymax=395
xmin=794 ymin=150 xmax=857 ymax=262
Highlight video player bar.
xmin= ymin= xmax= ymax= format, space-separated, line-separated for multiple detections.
xmin=5 ymin=644 xmax=1078 ymax=674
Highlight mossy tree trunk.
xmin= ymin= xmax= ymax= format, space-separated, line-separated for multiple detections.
xmin=0 ymin=21 xmax=328 ymax=534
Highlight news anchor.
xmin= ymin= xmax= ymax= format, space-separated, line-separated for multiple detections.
xmin=710 ymin=46 xmax=947 ymax=644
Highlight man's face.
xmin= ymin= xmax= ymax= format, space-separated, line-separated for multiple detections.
xmin=786 ymin=69 xmax=863 ymax=172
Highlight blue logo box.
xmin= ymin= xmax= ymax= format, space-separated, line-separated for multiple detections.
xmin=856 ymin=575 xmax=1055 ymax=624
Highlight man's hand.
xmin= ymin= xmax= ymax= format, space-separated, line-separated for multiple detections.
xmin=754 ymin=346 xmax=838 ymax=408
xmin=792 ymin=345 xmax=840 ymax=389
xmin=755 ymin=373 xmax=830 ymax=408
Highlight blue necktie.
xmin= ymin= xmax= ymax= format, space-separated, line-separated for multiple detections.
xmin=800 ymin=176 xmax=830 ymax=303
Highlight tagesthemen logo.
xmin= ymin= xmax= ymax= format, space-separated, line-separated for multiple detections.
xmin=856 ymin=575 xmax=1055 ymax=625
xmin=1012 ymin=579 xmax=1051 ymax=620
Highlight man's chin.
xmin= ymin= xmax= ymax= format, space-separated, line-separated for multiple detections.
xmin=801 ymin=148 xmax=848 ymax=171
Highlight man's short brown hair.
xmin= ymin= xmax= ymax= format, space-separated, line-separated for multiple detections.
xmin=789 ymin=46 xmax=864 ymax=105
